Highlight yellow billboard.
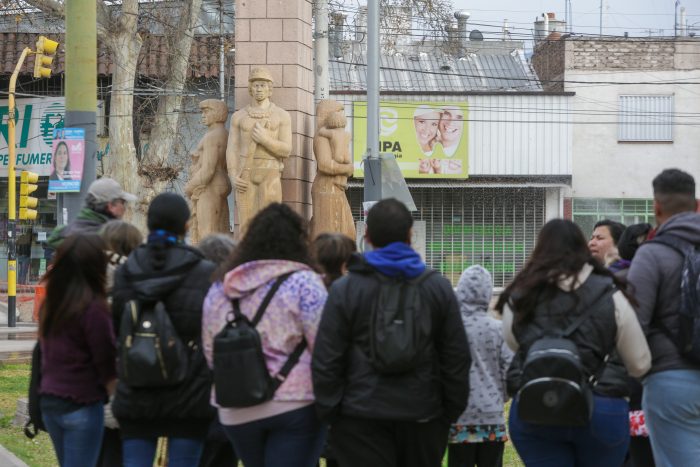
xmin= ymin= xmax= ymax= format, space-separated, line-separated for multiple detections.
xmin=353 ymin=101 xmax=468 ymax=179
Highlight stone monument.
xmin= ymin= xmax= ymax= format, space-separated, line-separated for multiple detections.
xmin=226 ymin=67 xmax=292 ymax=236
xmin=310 ymin=99 xmax=355 ymax=240
xmin=184 ymin=99 xmax=232 ymax=244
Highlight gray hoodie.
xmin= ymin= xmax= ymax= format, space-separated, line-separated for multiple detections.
xmin=628 ymin=211 xmax=700 ymax=374
xmin=454 ymin=265 xmax=513 ymax=426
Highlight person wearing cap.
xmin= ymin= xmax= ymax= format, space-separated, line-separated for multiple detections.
xmin=413 ymin=105 xmax=441 ymax=155
xmin=46 ymin=177 xmax=137 ymax=255
xmin=110 ymin=193 xmax=216 ymax=466
xmin=225 ymin=66 xmax=292 ymax=236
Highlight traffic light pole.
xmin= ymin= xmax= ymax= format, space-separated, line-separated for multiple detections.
xmin=7 ymin=48 xmax=32 ymax=327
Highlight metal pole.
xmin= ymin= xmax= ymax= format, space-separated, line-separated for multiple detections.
xmin=314 ymin=0 xmax=329 ymax=103
xmin=599 ymin=0 xmax=603 ymax=37
xmin=7 ymin=48 xmax=31 ymax=327
xmin=63 ymin=0 xmax=97 ymax=222
xmin=363 ymin=0 xmax=381 ymax=204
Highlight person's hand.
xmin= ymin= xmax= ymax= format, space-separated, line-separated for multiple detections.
xmin=251 ymin=123 xmax=269 ymax=145
xmin=419 ymin=159 xmax=432 ymax=174
xmin=233 ymin=176 xmax=249 ymax=192
xmin=430 ymin=158 xmax=442 ymax=174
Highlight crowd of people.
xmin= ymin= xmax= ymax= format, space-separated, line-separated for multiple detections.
xmin=33 ymin=167 xmax=700 ymax=467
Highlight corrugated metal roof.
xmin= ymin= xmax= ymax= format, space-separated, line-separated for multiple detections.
xmin=330 ymin=50 xmax=542 ymax=92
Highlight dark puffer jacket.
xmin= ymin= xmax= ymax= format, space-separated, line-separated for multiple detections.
xmin=111 ymin=242 xmax=216 ymax=439
xmin=312 ymin=254 xmax=471 ymax=424
xmin=507 ymin=274 xmax=621 ymax=397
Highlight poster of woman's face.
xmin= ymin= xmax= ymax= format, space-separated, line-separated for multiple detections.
xmin=49 ymin=128 xmax=85 ymax=192
xmin=50 ymin=142 xmax=71 ymax=180
xmin=413 ymin=106 xmax=441 ymax=155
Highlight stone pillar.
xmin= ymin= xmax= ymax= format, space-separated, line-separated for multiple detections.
xmin=234 ymin=0 xmax=315 ymax=218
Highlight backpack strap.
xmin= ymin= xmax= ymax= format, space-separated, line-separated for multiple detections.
xmin=251 ymin=272 xmax=295 ymax=326
xmin=271 ymin=337 xmax=308 ymax=391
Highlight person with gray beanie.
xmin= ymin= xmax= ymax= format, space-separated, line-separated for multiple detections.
xmin=449 ymin=265 xmax=513 ymax=467
xmin=111 ymin=192 xmax=216 ymax=466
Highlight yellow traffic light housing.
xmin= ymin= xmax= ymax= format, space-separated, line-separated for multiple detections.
xmin=19 ymin=171 xmax=39 ymax=221
xmin=33 ymin=36 xmax=59 ymax=79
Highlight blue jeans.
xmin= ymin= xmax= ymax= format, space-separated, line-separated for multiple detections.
xmin=509 ymin=395 xmax=629 ymax=467
xmin=222 ymin=404 xmax=327 ymax=467
xmin=643 ymin=369 xmax=700 ymax=467
xmin=122 ymin=437 xmax=204 ymax=467
xmin=41 ymin=400 xmax=104 ymax=467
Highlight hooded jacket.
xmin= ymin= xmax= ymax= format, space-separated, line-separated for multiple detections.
xmin=628 ymin=211 xmax=700 ymax=374
xmin=454 ymin=266 xmax=513 ymax=427
xmin=312 ymin=251 xmax=471 ymax=424
xmin=111 ymin=242 xmax=216 ymax=439
xmin=46 ymin=207 xmax=111 ymax=251
xmin=202 ymin=260 xmax=327 ymax=425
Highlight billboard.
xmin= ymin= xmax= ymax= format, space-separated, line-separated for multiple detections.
xmin=49 ymin=128 xmax=85 ymax=193
xmin=0 ymin=97 xmax=65 ymax=177
xmin=353 ymin=101 xmax=468 ymax=179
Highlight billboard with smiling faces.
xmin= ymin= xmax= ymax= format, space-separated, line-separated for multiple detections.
xmin=353 ymin=101 xmax=468 ymax=179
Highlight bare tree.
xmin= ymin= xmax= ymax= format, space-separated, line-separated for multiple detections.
xmin=11 ymin=0 xmax=205 ymax=227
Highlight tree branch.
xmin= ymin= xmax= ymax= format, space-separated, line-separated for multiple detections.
xmin=22 ymin=0 xmax=63 ymax=17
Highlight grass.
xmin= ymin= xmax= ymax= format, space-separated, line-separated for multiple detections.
xmin=0 ymin=363 xmax=57 ymax=467
xmin=0 ymin=364 xmax=524 ymax=467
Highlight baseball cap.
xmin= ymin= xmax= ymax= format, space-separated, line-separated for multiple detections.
xmin=88 ymin=178 xmax=138 ymax=203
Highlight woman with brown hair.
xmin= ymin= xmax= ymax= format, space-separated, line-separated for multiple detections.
xmin=39 ymin=233 xmax=117 ymax=467
xmin=312 ymin=233 xmax=356 ymax=288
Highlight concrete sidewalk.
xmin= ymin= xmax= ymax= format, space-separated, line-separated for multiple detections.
xmin=0 ymin=444 xmax=29 ymax=467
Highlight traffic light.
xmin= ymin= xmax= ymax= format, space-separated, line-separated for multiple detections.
xmin=33 ymin=36 xmax=59 ymax=79
xmin=19 ymin=171 xmax=39 ymax=221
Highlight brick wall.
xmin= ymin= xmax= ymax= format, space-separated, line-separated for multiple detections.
xmin=531 ymin=39 xmax=566 ymax=92
xmin=234 ymin=0 xmax=314 ymax=219
xmin=569 ymin=38 xmax=675 ymax=70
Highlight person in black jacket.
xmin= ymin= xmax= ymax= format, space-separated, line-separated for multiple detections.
xmin=111 ymin=193 xmax=216 ymax=467
xmin=499 ymin=219 xmax=651 ymax=467
xmin=312 ymin=198 xmax=471 ymax=467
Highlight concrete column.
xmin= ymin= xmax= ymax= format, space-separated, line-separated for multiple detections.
xmin=234 ymin=0 xmax=315 ymax=218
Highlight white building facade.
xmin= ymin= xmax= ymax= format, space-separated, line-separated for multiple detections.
xmin=533 ymin=36 xmax=700 ymax=235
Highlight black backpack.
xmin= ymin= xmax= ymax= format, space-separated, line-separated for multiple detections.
xmin=119 ymin=299 xmax=189 ymax=387
xmin=369 ymin=269 xmax=436 ymax=374
xmin=213 ymin=273 xmax=307 ymax=408
xmin=516 ymin=285 xmax=614 ymax=427
xmin=649 ymin=234 xmax=700 ymax=363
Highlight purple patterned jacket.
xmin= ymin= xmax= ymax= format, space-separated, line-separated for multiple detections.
xmin=202 ymin=260 xmax=328 ymax=403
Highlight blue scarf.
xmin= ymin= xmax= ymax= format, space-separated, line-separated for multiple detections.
xmin=364 ymin=242 xmax=426 ymax=279
xmin=147 ymin=229 xmax=179 ymax=246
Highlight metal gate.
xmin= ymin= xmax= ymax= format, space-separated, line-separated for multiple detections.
xmin=348 ymin=187 xmax=546 ymax=287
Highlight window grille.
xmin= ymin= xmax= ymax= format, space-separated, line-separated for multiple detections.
xmin=618 ymin=95 xmax=673 ymax=142
xmin=347 ymin=187 xmax=546 ymax=287
xmin=572 ymin=198 xmax=655 ymax=238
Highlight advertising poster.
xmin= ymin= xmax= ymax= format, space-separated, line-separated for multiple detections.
xmin=48 ymin=128 xmax=85 ymax=193
xmin=353 ymin=101 xmax=469 ymax=179
xmin=0 ymin=97 xmax=65 ymax=176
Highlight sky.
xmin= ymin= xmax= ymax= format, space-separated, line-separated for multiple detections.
xmin=450 ymin=0 xmax=700 ymax=40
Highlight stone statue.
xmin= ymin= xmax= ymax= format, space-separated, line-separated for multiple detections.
xmin=184 ymin=99 xmax=232 ymax=244
xmin=226 ymin=67 xmax=292 ymax=237
xmin=310 ymin=100 xmax=355 ymax=240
